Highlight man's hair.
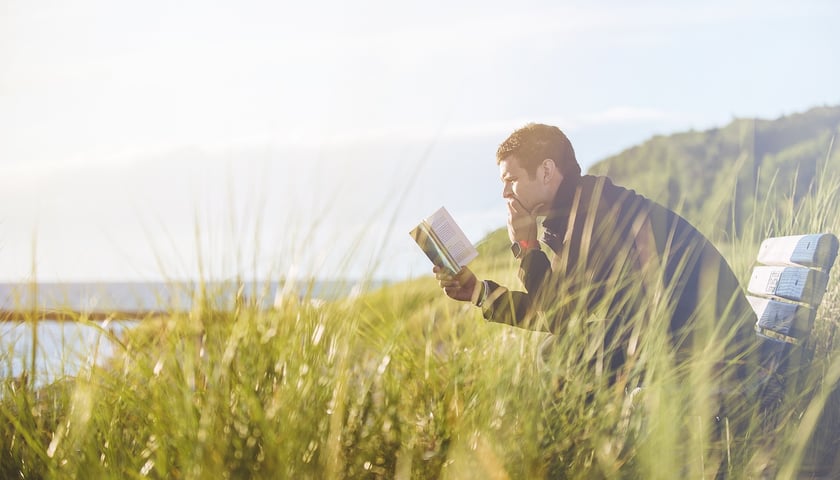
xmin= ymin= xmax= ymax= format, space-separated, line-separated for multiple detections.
xmin=496 ymin=123 xmax=581 ymax=179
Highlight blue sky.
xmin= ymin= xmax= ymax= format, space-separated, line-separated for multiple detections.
xmin=1 ymin=0 xmax=839 ymax=281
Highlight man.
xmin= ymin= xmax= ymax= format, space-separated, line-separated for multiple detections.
xmin=435 ymin=123 xmax=759 ymax=426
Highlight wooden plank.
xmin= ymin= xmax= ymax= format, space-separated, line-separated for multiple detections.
xmin=747 ymin=266 xmax=829 ymax=305
xmin=0 ymin=309 xmax=172 ymax=322
xmin=747 ymin=295 xmax=814 ymax=342
xmin=756 ymin=233 xmax=839 ymax=269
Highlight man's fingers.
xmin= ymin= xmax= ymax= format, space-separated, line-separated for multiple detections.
xmin=455 ymin=267 xmax=473 ymax=281
xmin=507 ymin=197 xmax=527 ymax=216
xmin=435 ymin=270 xmax=453 ymax=281
xmin=508 ymin=198 xmax=545 ymax=218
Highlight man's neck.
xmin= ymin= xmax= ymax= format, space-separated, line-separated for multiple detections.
xmin=551 ymin=175 xmax=580 ymax=209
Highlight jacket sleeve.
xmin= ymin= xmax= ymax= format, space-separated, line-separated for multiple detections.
xmin=479 ymin=225 xmax=643 ymax=334
xmin=479 ymin=248 xmax=554 ymax=331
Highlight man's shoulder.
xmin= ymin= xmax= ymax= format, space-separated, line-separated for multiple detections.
xmin=584 ymin=175 xmax=705 ymax=233
xmin=585 ymin=174 xmax=680 ymax=213
xmin=582 ymin=174 xmax=649 ymax=208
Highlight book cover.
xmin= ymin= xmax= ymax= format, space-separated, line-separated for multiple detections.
xmin=410 ymin=207 xmax=478 ymax=274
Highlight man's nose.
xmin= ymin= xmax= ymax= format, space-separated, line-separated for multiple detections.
xmin=502 ymin=183 xmax=512 ymax=198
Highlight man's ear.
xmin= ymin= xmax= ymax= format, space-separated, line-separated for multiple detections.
xmin=542 ymin=158 xmax=564 ymax=187
xmin=541 ymin=158 xmax=555 ymax=183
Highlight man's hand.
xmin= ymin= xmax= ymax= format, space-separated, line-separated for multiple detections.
xmin=507 ymin=198 xmax=542 ymax=245
xmin=434 ymin=266 xmax=481 ymax=304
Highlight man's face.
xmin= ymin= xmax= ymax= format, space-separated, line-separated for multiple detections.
xmin=499 ymin=155 xmax=550 ymax=215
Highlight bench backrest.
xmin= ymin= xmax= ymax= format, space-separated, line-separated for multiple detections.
xmin=746 ymin=233 xmax=839 ymax=387
xmin=747 ymin=233 xmax=839 ymax=345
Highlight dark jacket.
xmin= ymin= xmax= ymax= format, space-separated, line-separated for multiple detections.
xmin=481 ymin=174 xmax=757 ymax=387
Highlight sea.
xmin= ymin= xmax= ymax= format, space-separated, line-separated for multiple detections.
xmin=0 ymin=279 xmax=377 ymax=387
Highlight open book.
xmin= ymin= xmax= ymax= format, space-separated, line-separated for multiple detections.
xmin=410 ymin=207 xmax=478 ymax=274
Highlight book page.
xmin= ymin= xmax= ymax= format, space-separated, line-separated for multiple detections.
xmin=427 ymin=207 xmax=478 ymax=267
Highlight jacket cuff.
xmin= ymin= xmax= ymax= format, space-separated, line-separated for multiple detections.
xmin=479 ymin=280 xmax=507 ymax=318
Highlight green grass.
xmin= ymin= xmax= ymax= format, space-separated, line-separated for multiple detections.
xmin=3 ymin=168 xmax=840 ymax=479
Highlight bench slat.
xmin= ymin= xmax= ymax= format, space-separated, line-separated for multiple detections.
xmin=756 ymin=234 xmax=840 ymax=269
xmin=747 ymin=266 xmax=829 ymax=305
xmin=747 ymin=295 xmax=814 ymax=341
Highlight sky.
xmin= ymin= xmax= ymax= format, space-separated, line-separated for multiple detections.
xmin=1 ymin=0 xmax=839 ymax=282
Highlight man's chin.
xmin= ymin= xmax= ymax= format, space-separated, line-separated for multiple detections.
xmin=531 ymin=204 xmax=548 ymax=217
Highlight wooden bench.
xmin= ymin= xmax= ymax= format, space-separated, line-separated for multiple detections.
xmin=745 ymin=233 xmax=839 ymax=405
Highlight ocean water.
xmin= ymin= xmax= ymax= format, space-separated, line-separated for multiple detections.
xmin=1 ymin=320 xmax=136 ymax=387
xmin=0 ymin=280 xmax=366 ymax=314
xmin=0 ymin=280 xmax=377 ymax=386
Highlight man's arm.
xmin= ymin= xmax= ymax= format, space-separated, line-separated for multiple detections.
xmin=433 ymin=251 xmax=553 ymax=332
xmin=479 ymin=248 xmax=555 ymax=332
xmin=473 ymin=196 xmax=555 ymax=330
xmin=435 ymin=198 xmax=557 ymax=331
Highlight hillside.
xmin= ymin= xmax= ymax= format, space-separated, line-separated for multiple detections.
xmin=588 ymin=105 xmax=840 ymax=241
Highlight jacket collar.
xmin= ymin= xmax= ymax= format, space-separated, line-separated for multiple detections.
xmin=542 ymin=174 xmax=582 ymax=233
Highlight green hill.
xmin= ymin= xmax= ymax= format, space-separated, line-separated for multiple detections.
xmin=588 ymin=105 xmax=840 ymax=241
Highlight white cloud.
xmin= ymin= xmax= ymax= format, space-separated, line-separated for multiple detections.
xmin=310 ymin=0 xmax=812 ymax=60
xmin=577 ymin=107 xmax=677 ymax=126
xmin=283 ymin=107 xmax=678 ymax=148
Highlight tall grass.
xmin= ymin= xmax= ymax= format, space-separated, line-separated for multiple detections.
xmin=2 ymin=167 xmax=840 ymax=479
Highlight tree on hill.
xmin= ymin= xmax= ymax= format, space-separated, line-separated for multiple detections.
xmin=588 ymin=105 xmax=840 ymax=241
